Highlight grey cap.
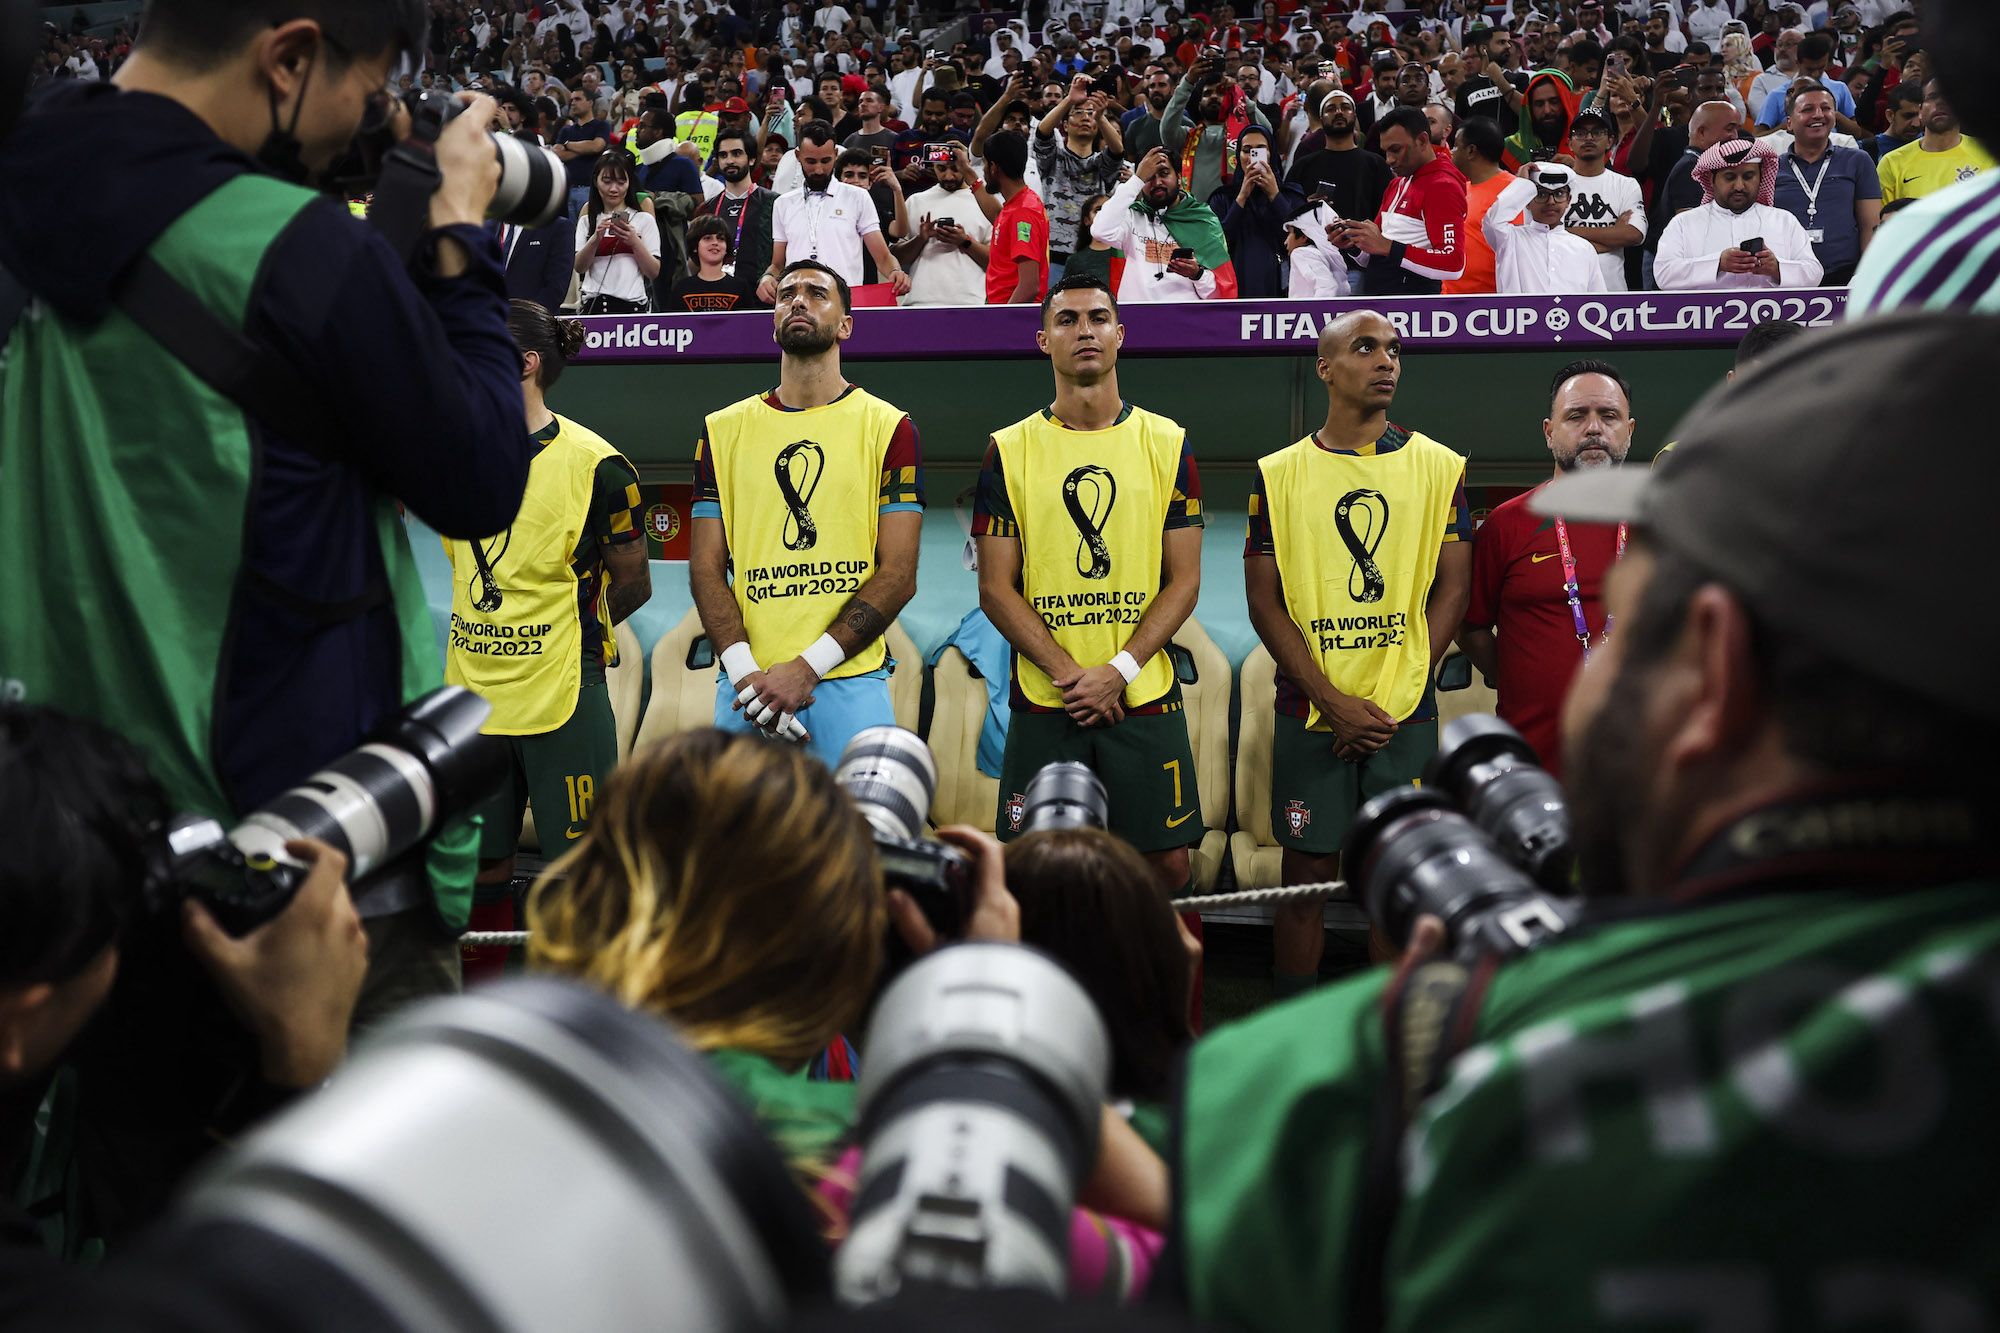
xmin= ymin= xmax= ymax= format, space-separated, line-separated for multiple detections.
xmin=1534 ymin=312 xmax=2000 ymax=721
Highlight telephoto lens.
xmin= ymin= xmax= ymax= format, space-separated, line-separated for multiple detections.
xmin=836 ymin=944 xmax=1111 ymax=1304
xmin=421 ymin=91 xmax=566 ymax=227
xmin=1424 ymin=714 xmax=1574 ymax=891
xmin=168 ymin=978 xmax=829 ymax=1332
xmin=157 ymin=687 xmax=506 ymax=935
xmin=1017 ymin=762 xmax=1109 ymax=835
xmin=1343 ymin=786 xmax=1577 ymax=961
xmin=836 ymin=728 xmax=974 ymax=939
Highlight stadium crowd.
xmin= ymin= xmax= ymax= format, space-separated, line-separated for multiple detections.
xmin=3 ymin=0 xmax=1999 ymax=1329
xmin=31 ymin=0 xmax=1988 ymax=302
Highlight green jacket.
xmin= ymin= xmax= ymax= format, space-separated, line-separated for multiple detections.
xmin=1177 ymin=879 xmax=2000 ymax=1331
xmin=0 ymin=173 xmax=478 ymax=926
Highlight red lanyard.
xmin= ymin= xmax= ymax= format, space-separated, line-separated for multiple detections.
xmin=1555 ymin=516 xmax=1627 ymax=659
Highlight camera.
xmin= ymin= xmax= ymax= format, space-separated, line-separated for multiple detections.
xmin=1343 ymin=714 xmax=1578 ymax=961
xmin=836 ymin=732 xmax=1112 ymax=940
xmin=836 ymin=944 xmax=1110 ymax=1303
xmin=837 ymin=727 xmax=975 ymax=939
xmin=346 ymin=89 xmax=566 ymax=262
xmin=148 ymin=688 xmax=505 ymax=937
xmin=164 ymin=977 xmax=830 ymax=1332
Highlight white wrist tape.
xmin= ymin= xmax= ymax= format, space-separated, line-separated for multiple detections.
xmin=720 ymin=642 xmax=760 ymax=684
xmin=801 ymin=632 xmax=847 ymax=679
xmin=1110 ymin=651 xmax=1141 ymax=684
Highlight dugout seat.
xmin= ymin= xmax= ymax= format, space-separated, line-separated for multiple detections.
xmin=885 ymin=621 xmax=922 ymax=734
xmin=632 ymin=607 xmax=721 ymax=754
xmin=1170 ymin=618 xmax=1232 ymax=893
xmin=516 ymin=621 xmax=645 ymax=855
xmin=1229 ymin=644 xmax=1285 ymax=892
xmin=925 ymin=645 xmax=1000 ymax=833
xmin=1435 ymin=651 xmax=1500 ymax=732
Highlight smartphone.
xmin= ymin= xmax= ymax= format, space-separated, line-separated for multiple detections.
xmin=1317 ymin=60 xmax=1337 ymax=76
xmin=1606 ymin=51 xmax=1629 ymax=76
xmin=1741 ymin=236 xmax=1765 ymax=254
xmin=926 ymin=142 xmax=956 ymax=166
xmin=871 ymin=145 xmax=889 ymax=165
xmin=1245 ymin=145 xmax=1270 ymax=167
xmin=1532 ymin=146 xmax=1556 ymax=162
xmin=1092 ymin=71 xmax=1121 ymax=96
xmin=1171 ymin=246 xmax=1194 ymax=261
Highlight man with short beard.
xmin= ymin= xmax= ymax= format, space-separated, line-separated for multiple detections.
xmin=1161 ymin=49 xmax=1273 ymax=205
xmin=1656 ymin=136 xmax=1822 ymax=288
xmin=892 ymin=136 xmax=993 ymax=305
xmin=1090 ymin=145 xmax=1235 ymax=301
xmin=696 ymin=128 xmax=778 ymax=294
xmin=1501 ymin=68 xmax=1577 ymax=170
xmin=1458 ymin=360 xmax=1636 ymax=775
xmin=1121 ymin=64 xmax=1178 ymax=160
xmin=1178 ymin=307 xmax=2000 ymax=1333
xmin=690 ymin=260 xmax=926 ymax=765
xmin=759 ymin=121 xmax=910 ymax=299
xmin=1874 ymin=79 xmax=1996 ymax=207
xmin=1285 ymin=90 xmax=1394 ymax=232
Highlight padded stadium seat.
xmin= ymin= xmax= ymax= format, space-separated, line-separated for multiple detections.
xmin=632 ymin=607 xmax=721 ymax=754
xmin=925 ymin=645 xmax=1000 ymax=834
xmin=1170 ymin=618 xmax=1232 ymax=892
xmin=1229 ymin=645 xmax=1285 ymax=892
xmin=1435 ymin=651 xmax=1500 ymax=732
xmin=885 ymin=621 xmax=922 ymax=734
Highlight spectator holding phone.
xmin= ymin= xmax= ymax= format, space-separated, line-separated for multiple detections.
xmin=1335 ymin=106 xmax=1468 ymax=295
xmin=1092 ymin=145 xmax=1236 ymax=301
xmin=1656 ymin=137 xmax=1823 ymax=288
xmin=1035 ymin=74 xmax=1128 ymax=282
xmin=1211 ymin=124 xmax=1303 ymax=297
xmin=895 ymin=140 xmax=994 ymax=305
xmin=574 ymin=151 xmax=664 ymax=313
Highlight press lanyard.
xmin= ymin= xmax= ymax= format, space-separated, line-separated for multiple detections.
xmin=1788 ymin=152 xmax=1831 ymax=225
xmin=1555 ymin=516 xmax=1626 ymax=659
xmin=714 ymin=188 xmax=751 ymax=256
xmin=801 ymin=189 xmax=831 ymax=260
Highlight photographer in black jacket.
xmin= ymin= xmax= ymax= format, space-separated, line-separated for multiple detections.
xmin=0 ymin=703 xmax=367 ymax=1299
xmin=0 ymin=0 xmax=529 ymax=1239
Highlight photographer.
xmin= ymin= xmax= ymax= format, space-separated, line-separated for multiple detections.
xmin=1172 ymin=315 xmax=2000 ymax=1331
xmin=0 ymin=0 xmax=528 ymax=1230
xmin=526 ymin=727 xmax=1170 ymax=1286
xmin=0 ymin=704 xmax=367 ymax=1266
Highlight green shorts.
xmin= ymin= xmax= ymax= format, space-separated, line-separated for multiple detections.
xmin=996 ymin=684 xmax=1200 ymax=853
xmin=474 ymin=682 xmax=620 ymax=859
xmin=1269 ymin=708 xmax=1438 ymax=856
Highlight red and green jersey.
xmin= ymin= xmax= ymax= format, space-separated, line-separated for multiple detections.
xmin=1177 ymin=878 xmax=2000 ymax=1332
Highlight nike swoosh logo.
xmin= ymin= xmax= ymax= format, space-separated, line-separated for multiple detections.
xmin=1530 ymin=552 xmax=1559 ymax=563
xmin=1166 ymin=810 xmax=1197 ymax=829
xmin=563 ymin=824 xmax=587 ymax=840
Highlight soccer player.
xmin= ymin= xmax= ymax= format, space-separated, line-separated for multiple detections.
xmin=445 ymin=301 xmax=651 ymax=974
xmin=1245 ymin=309 xmax=1472 ymax=996
xmin=1457 ymin=360 xmax=1636 ymax=777
xmin=973 ymin=273 xmax=1204 ymax=895
xmin=690 ymin=260 xmax=924 ymax=767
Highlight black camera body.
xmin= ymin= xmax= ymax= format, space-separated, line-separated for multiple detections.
xmin=1344 ymin=714 xmax=1579 ymax=961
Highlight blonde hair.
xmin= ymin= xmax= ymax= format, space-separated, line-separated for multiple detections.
xmin=1721 ymin=32 xmax=1761 ymax=82
xmin=527 ymin=729 xmax=885 ymax=1065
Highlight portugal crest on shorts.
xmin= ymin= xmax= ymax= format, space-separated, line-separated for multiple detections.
xmin=1005 ymin=792 xmax=1026 ymax=833
xmin=1285 ymin=800 xmax=1311 ymax=837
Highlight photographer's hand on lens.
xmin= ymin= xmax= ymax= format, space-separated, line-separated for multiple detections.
xmin=428 ymin=93 xmax=503 ymax=278
xmin=180 ymin=838 xmax=368 ymax=1089
xmin=886 ymin=825 xmax=1019 ymax=955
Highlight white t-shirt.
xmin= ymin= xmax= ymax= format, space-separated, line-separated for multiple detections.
xmin=814 ymin=4 xmax=852 ymax=32
xmin=1559 ymin=168 xmax=1644 ymax=291
xmin=901 ymin=185 xmax=995 ymax=306
xmin=772 ymin=180 xmax=881 ymax=286
xmin=575 ymin=208 xmax=663 ymax=305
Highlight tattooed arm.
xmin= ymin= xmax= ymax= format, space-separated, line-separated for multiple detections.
xmin=827 ymin=510 xmax=922 ymax=658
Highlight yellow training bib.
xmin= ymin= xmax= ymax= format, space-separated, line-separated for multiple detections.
xmin=444 ymin=413 xmax=631 ymax=735
xmin=708 ymin=387 xmax=907 ymax=679
xmin=996 ymin=406 xmax=1183 ymax=709
xmin=1259 ymin=429 xmax=1465 ymax=728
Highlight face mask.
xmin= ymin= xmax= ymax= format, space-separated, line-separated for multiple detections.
xmin=256 ymin=46 xmax=320 ymax=184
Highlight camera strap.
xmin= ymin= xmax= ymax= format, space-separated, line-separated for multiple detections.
xmin=1348 ymin=954 xmax=1498 ymax=1333
xmin=0 ymin=254 xmax=345 ymax=466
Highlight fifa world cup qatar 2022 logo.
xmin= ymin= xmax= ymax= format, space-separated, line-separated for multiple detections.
xmin=1063 ymin=465 xmax=1117 ymax=580
xmin=775 ymin=440 xmax=824 ymax=551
